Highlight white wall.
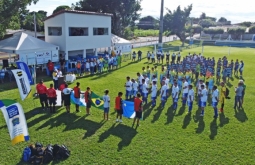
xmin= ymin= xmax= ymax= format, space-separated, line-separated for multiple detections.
xmin=44 ymin=14 xmax=66 ymax=52
xmin=64 ymin=13 xmax=111 ymax=51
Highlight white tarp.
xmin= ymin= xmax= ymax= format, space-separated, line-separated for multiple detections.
xmin=111 ymin=34 xmax=132 ymax=54
xmin=0 ymin=32 xmax=59 ymax=64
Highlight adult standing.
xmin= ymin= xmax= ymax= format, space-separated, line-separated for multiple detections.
xmin=73 ymin=82 xmax=81 ymax=113
xmin=36 ymin=79 xmax=48 ymax=111
xmin=59 ymin=55 xmax=66 ymax=74
xmin=219 ymin=82 xmax=226 ymax=113
xmin=47 ymin=60 xmax=54 ymax=77
xmin=160 ymin=80 xmax=168 ymax=108
xmin=63 ymin=84 xmax=72 ymax=113
xmin=239 ymin=60 xmax=244 ymax=78
xmin=137 ymin=72 xmax=144 ymax=94
xmin=138 ymin=50 xmax=142 ymax=61
xmin=147 ymin=51 xmax=151 ymax=63
xmin=133 ymin=93 xmax=143 ymax=127
xmin=151 ymin=52 xmax=155 ymax=63
xmin=84 ymin=87 xmax=92 ymax=115
xmin=124 ymin=76 xmax=132 ymax=100
xmin=177 ymin=52 xmax=181 ymax=63
xmin=47 ymin=84 xmax=57 ymax=113
xmin=52 ymin=69 xmax=58 ymax=90
xmin=59 ymin=81 xmax=66 ymax=106
xmin=234 ymin=82 xmax=243 ymax=109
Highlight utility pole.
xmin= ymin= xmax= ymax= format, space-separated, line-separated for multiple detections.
xmin=158 ymin=0 xmax=164 ymax=49
xmin=34 ymin=12 xmax=37 ymax=38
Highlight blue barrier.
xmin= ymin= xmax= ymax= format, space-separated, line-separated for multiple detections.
xmin=215 ymin=41 xmax=255 ymax=48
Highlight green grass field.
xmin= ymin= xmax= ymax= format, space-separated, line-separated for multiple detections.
xmin=0 ymin=44 xmax=255 ymax=164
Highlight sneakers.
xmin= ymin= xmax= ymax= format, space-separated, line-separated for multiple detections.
xmin=116 ymin=119 xmax=119 ymax=122
xmin=200 ymin=113 xmax=204 ymax=116
xmin=119 ymin=120 xmax=123 ymax=123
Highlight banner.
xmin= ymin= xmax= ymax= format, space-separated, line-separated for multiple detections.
xmin=0 ymin=100 xmax=30 ymax=145
xmin=91 ymin=92 xmax=104 ymax=110
xmin=70 ymin=91 xmax=86 ymax=107
xmin=16 ymin=61 xmax=34 ymax=85
xmin=11 ymin=69 xmax=31 ymax=101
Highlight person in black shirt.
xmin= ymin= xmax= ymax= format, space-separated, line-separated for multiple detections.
xmin=59 ymin=55 xmax=65 ymax=74
xmin=138 ymin=50 xmax=142 ymax=61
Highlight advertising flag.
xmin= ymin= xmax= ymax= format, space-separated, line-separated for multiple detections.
xmin=16 ymin=61 xmax=34 ymax=85
xmin=0 ymin=100 xmax=30 ymax=145
xmin=11 ymin=69 xmax=31 ymax=101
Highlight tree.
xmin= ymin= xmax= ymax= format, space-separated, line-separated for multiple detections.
xmin=204 ymin=28 xmax=224 ymax=39
xmin=249 ymin=26 xmax=255 ymax=34
xmin=227 ymin=27 xmax=246 ymax=40
xmin=22 ymin=10 xmax=47 ymax=32
xmin=0 ymin=0 xmax=38 ymax=38
xmin=198 ymin=19 xmax=216 ymax=28
xmin=73 ymin=0 xmax=142 ymax=37
xmin=137 ymin=16 xmax=158 ymax=30
xmin=239 ymin=21 xmax=252 ymax=27
xmin=53 ymin=5 xmax=71 ymax=14
xmin=206 ymin=16 xmax=216 ymax=22
xmin=200 ymin=12 xmax=206 ymax=20
xmin=218 ymin=17 xmax=227 ymax=22
xmin=192 ymin=25 xmax=203 ymax=34
xmin=163 ymin=5 xmax=193 ymax=46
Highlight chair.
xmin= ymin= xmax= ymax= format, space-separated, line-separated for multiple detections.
xmin=0 ymin=72 xmax=5 ymax=83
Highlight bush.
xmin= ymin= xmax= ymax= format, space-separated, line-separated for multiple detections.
xmin=198 ymin=19 xmax=216 ymax=28
xmin=249 ymin=26 xmax=255 ymax=34
xmin=227 ymin=27 xmax=246 ymax=40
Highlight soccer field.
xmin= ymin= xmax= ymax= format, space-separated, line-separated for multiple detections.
xmin=0 ymin=45 xmax=254 ymax=164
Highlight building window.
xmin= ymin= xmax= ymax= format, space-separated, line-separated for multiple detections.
xmin=93 ymin=28 xmax=108 ymax=35
xmin=48 ymin=27 xmax=62 ymax=36
xmin=69 ymin=27 xmax=88 ymax=36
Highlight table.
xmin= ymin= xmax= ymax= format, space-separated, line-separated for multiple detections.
xmin=65 ymin=74 xmax=76 ymax=83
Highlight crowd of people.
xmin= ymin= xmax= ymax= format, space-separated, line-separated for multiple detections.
xmin=38 ymin=51 xmax=246 ymax=128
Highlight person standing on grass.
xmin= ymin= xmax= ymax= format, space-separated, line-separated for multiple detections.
xmin=177 ymin=52 xmax=181 ymax=64
xmin=172 ymin=81 xmax=179 ymax=110
xmin=182 ymin=78 xmax=189 ymax=106
xmin=125 ymin=76 xmax=132 ymax=100
xmin=234 ymin=59 xmax=239 ymax=76
xmin=151 ymin=81 xmax=157 ymax=107
xmin=36 ymin=79 xmax=49 ymax=111
xmin=47 ymin=84 xmax=57 ymax=113
xmin=103 ymin=89 xmax=110 ymax=120
xmin=103 ymin=57 xmax=108 ymax=72
xmin=115 ymin=92 xmax=123 ymax=123
xmin=161 ymin=51 xmax=164 ymax=64
xmin=85 ymin=59 xmax=90 ymax=75
xmin=137 ymin=72 xmax=144 ymax=94
xmin=147 ymin=51 xmax=151 ymax=63
xmin=239 ymin=80 xmax=246 ymax=104
xmin=76 ymin=61 xmax=81 ymax=77
xmin=59 ymin=81 xmax=66 ymax=106
xmin=187 ymin=85 xmax=194 ymax=113
xmin=59 ymin=55 xmax=66 ymax=74
xmin=73 ymin=82 xmax=81 ymax=113
xmin=133 ymin=93 xmax=143 ymax=127
xmin=219 ymin=82 xmax=226 ymax=113
xmin=63 ymin=84 xmax=72 ymax=113
xmin=166 ymin=51 xmax=170 ymax=63
xmin=239 ymin=60 xmax=244 ymax=78
xmin=138 ymin=50 xmax=142 ymax=61
xmin=234 ymin=83 xmax=243 ymax=110
xmin=47 ymin=60 xmax=54 ymax=77
xmin=90 ymin=59 xmax=94 ymax=75
xmin=212 ymin=85 xmax=219 ymax=118
xmin=151 ymin=52 xmax=155 ymax=63
xmin=132 ymin=51 xmax=136 ymax=62
xmin=171 ymin=52 xmax=176 ymax=63
xmin=141 ymin=79 xmax=149 ymax=104
xmin=52 ymin=69 xmax=58 ymax=90
xmin=160 ymin=80 xmax=168 ymax=108
xmin=131 ymin=78 xmax=138 ymax=99
xmin=200 ymin=84 xmax=208 ymax=116
xmin=146 ymin=66 xmax=151 ymax=80
xmin=84 ymin=87 xmax=92 ymax=115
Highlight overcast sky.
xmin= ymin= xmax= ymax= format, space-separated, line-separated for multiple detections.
xmin=27 ymin=0 xmax=255 ymax=23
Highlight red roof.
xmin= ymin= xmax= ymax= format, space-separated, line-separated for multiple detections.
xmin=44 ymin=9 xmax=113 ymax=21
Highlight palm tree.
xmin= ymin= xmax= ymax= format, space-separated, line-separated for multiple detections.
xmin=23 ymin=11 xmax=47 ymax=32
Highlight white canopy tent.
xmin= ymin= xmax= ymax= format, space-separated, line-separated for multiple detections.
xmin=111 ymin=34 xmax=132 ymax=54
xmin=0 ymin=32 xmax=59 ymax=65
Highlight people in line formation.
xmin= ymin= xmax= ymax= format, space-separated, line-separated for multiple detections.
xmin=37 ymin=51 xmax=246 ymax=128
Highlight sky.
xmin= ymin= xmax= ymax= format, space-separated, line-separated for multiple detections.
xmin=27 ymin=0 xmax=255 ymax=23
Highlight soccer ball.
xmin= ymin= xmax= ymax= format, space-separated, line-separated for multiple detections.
xmin=95 ymin=99 xmax=101 ymax=105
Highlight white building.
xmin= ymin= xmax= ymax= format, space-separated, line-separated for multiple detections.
xmin=44 ymin=10 xmax=112 ymax=60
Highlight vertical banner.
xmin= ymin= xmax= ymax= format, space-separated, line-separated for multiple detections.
xmin=11 ymin=69 xmax=31 ymax=101
xmin=0 ymin=101 xmax=30 ymax=145
xmin=16 ymin=61 xmax=34 ymax=85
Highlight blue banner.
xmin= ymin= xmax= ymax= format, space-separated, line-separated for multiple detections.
xmin=16 ymin=62 xmax=34 ymax=85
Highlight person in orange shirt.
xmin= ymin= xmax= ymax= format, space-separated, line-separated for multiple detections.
xmin=73 ymin=82 xmax=81 ymax=113
xmin=84 ymin=87 xmax=92 ymax=115
xmin=115 ymin=92 xmax=123 ymax=122
xmin=47 ymin=60 xmax=54 ymax=77
xmin=47 ymin=84 xmax=57 ymax=113
xmin=36 ymin=79 xmax=48 ymax=111
xmin=132 ymin=93 xmax=143 ymax=127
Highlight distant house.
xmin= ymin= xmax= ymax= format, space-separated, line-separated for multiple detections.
xmin=0 ymin=29 xmax=45 ymax=41
xmin=44 ymin=9 xmax=112 ymax=60
xmin=136 ymin=16 xmax=157 ymax=30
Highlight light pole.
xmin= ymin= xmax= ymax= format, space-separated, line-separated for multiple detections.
xmin=158 ymin=0 xmax=164 ymax=49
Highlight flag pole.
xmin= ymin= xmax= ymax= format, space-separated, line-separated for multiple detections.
xmin=34 ymin=12 xmax=37 ymax=38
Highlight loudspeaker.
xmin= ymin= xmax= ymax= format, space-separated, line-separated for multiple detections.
xmin=2 ymin=60 xmax=9 ymax=68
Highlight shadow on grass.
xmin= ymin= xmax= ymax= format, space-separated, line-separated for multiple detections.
xmin=176 ymin=105 xmax=186 ymax=116
xmin=219 ymin=113 xmax=230 ymax=127
xmin=151 ymin=105 xmax=164 ymax=123
xmin=182 ymin=112 xmax=191 ymax=129
xmin=98 ymin=123 xmax=137 ymax=151
xmin=234 ymin=108 xmax=248 ymax=123
xmin=209 ymin=119 xmax=218 ymax=140
xmin=165 ymin=105 xmax=176 ymax=125
xmin=193 ymin=108 xmax=201 ymax=123
xmin=195 ymin=117 xmax=205 ymax=134
xmin=143 ymin=102 xmax=153 ymax=120
xmin=226 ymin=82 xmax=233 ymax=88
